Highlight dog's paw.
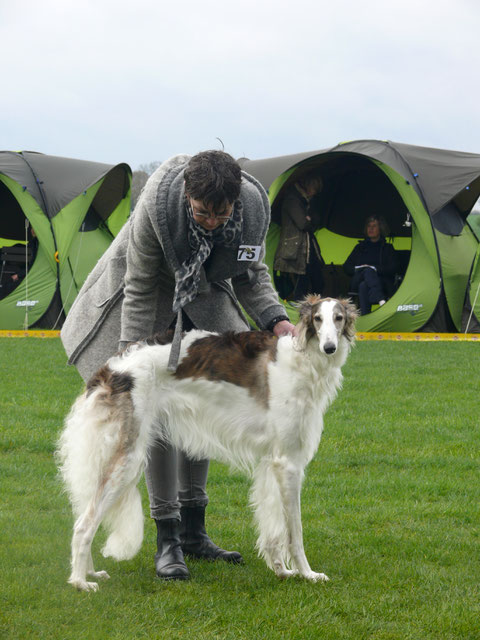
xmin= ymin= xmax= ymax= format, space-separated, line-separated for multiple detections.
xmin=275 ymin=568 xmax=297 ymax=580
xmin=305 ymin=571 xmax=329 ymax=582
xmin=68 ymin=578 xmax=100 ymax=592
xmin=88 ymin=570 xmax=110 ymax=581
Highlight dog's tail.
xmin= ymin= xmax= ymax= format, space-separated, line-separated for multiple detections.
xmin=102 ymin=485 xmax=144 ymax=561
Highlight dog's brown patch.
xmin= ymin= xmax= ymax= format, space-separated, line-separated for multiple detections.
xmin=174 ymin=331 xmax=278 ymax=407
xmin=86 ymin=366 xmax=137 ymax=486
xmin=86 ymin=365 xmax=134 ymax=398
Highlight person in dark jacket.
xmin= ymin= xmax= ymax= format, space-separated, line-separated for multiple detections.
xmin=343 ymin=215 xmax=399 ymax=315
xmin=273 ymin=172 xmax=324 ymax=299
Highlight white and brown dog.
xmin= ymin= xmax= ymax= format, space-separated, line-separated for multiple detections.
xmin=57 ymin=295 xmax=357 ymax=591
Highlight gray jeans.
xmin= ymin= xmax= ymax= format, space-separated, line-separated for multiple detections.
xmin=144 ymin=438 xmax=209 ymax=521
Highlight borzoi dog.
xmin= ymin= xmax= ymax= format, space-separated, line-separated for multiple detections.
xmin=57 ymin=295 xmax=357 ymax=591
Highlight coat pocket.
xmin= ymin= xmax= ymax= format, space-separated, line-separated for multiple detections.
xmin=279 ymin=236 xmax=301 ymax=260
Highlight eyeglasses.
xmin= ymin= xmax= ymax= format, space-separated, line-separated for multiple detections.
xmin=188 ymin=198 xmax=233 ymax=223
xmin=192 ymin=212 xmax=231 ymax=223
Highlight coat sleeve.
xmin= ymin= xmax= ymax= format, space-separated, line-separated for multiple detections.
xmin=343 ymin=244 xmax=361 ymax=276
xmin=231 ymin=244 xmax=288 ymax=330
xmin=310 ymin=207 xmax=323 ymax=231
xmin=379 ymin=244 xmax=400 ymax=276
xmin=119 ymin=202 xmax=167 ymax=344
xmin=281 ymin=192 xmax=310 ymax=231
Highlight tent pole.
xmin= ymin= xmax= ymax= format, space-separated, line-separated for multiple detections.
xmin=50 ymin=220 xmax=86 ymax=330
xmin=23 ymin=219 xmax=30 ymax=330
xmin=465 ymin=281 xmax=480 ymax=334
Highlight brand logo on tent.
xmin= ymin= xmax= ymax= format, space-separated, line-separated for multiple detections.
xmin=396 ymin=303 xmax=423 ymax=315
xmin=16 ymin=300 xmax=40 ymax=307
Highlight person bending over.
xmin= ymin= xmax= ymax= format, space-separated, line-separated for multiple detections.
xmin=61 ymin=150 xmax=294 ymax=580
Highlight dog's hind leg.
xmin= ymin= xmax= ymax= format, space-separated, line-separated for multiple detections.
xmin=87 ymin=551 xmax=110 ymax=582
xmin=68 ymin=468 xmax=132 ymax=592
xmin=69 ymin=504 xmax=105 ymax=592
xmin=273 ymin=458 xmax=329 ymax=582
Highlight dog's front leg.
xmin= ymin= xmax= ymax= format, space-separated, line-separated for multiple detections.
xmin=251 ymin=460 xmax=295 ymax=579
xmin=273 ymin=459 xmax=329 ymax=582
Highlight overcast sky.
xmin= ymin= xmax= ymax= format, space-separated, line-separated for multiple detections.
xmin=1 ymin=0 xmax=479 ymax=170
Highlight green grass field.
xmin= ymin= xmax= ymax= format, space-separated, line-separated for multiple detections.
xmin=0 ymin=338 xmax=479 ymax=640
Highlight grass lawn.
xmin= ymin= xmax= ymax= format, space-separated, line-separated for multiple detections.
xmin=0 ymin=338 xmax=479 ymax=640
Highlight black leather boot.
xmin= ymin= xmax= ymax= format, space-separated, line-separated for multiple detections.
xmin=154 ymin=518 xmax=190 ymax=580
xmin=179 ymin=506 xmax=243 ymax=564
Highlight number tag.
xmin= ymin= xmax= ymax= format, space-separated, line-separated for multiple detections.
xmin=237 ymin=245 xmax=261 ymax=261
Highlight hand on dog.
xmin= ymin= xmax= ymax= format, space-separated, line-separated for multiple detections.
xmin=273 ymin=320 xmax=297 ymax=337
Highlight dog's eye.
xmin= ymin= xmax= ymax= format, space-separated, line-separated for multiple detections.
xmin=335 ymin=315 xmax=344 ymax=322
xmin=314 ymin=316 xmax=322 ymax=324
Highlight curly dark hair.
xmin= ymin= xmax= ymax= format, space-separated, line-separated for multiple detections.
xmin=184 ymin=150 xmax=242 ymax=208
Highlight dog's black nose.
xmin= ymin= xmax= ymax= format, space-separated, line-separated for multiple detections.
xmin=324 ymin=343 xmax=336 ymax=355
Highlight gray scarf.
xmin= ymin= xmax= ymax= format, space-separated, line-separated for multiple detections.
xmin=167 ymin=198 xmax=243 ymax=371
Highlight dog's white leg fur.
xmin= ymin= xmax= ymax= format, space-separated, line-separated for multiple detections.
xmin=87 ymin=551 xmax=110 ymax=582
xmin=69 ymin=505 xmax=105 ymax=592
xmin=251 ymin=458 xmax=295 ymax=578
xmin=272 ymin=457 xmax=328 ymax=582
xmin=68 ymin=470 xmax=136 ymax=591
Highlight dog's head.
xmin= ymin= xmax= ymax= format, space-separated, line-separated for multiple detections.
xmin=294 ymin=295 xmax=358 ymax=356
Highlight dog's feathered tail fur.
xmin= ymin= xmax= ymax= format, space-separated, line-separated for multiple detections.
xmin=101 ymin=485 xmax=143 ymax=560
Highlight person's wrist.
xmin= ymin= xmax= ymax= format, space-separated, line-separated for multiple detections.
xmin=266 ymin=315 xmax=289 ymax=332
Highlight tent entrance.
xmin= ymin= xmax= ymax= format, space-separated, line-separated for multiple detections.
xmin=266 ymin=152 xmax=441 ymax=332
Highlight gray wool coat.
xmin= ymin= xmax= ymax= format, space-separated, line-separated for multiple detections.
xmin=61 ymin=155 xmax=286 ymax=381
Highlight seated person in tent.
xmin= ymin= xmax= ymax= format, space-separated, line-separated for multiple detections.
xmin=0 ymin=228 xmax=38 ymax=300
xmin=0 ymin=256 xmax=26 ymax=299
xmin=273 ymin=171 xmax=324 ymax=299
xmin=343 ymin=215 xmax=399 ymax=315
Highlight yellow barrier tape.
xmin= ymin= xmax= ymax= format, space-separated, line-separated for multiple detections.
xmin=356 ymin=332 xmax=479 ymax=342
xmin=0 ymin=330 xmax=61 ymax=338
xmin=0 ymin=330 xmax=478 ymax=341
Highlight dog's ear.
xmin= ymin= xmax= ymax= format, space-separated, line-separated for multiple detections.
xmin=338 ymin=298 xmax=359 ymax=342
xmin=294 ymin=295 xmax=321 ymax=350
xmin=296 ymin=294 xmax=322 ymax=321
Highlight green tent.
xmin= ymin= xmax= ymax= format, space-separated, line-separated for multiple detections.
xmin=0 ymin=151 xmax=131 ymax=329
xmin=239 ymin=140 xmax=480 ymax=332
